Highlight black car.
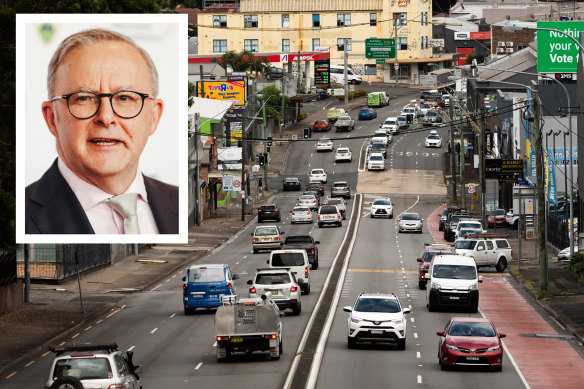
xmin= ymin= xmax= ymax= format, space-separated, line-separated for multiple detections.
xmin=369 ymin=142 xmax=387 ymax=158
xmin=283 ymin=177 xmax=301 ymax=191
xmin=258 ymin=204 xmax=281 ymax=222
xmin=444 ymin=212 xmax=473 ymax=242
xmin=439 ymin=207 xmax=465 ymax=231
xmin=306 ymin=182 xmax=325 ymax=196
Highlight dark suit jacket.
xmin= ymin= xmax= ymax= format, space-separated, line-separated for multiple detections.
xmin=25 ymin=159 xmax=179 ymax=234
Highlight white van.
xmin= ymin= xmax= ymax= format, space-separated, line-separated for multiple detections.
xmin=267 ymin=249 xmax=311 ymax=294
xmin=329 ymin=65 xmax=362 ymax=85
xmin=426 ymin=255 xmax=482 ymax=312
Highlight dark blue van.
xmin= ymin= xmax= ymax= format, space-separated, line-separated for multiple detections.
xmin=182 ymin=264 xmax=239 ymax=314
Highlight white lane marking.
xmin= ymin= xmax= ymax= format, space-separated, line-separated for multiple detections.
xmin=416 ymin=352 xmax=421 ymax=359
xmin=127 ymin=346 xmax=135 ymax=351
xmin=243 ymin=255 xmax=248 ymax=259
xmin=195 ymin=362 xmax=203 ymax=370
xmin=413 ymin=333 xmax=418 ymax=339
xmin=170 ymin=313 xmax=176 ymax=318
xmin=150 ymin=328 xmax=158 ymax=334
xmin=411 ymin=317 xmax=415 ymax=323
xmin=213 ymin=341 xmax=217 ymax=347
xmin=417 ymin=375 xmax=422 ymax=384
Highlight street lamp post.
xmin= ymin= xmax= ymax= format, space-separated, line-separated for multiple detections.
xmin=256 ymin=93 xmax=280 ymax=191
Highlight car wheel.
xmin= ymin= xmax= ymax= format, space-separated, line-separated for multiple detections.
xmin=279 ymin=340 xmax=283 ymax=355
xmin=312 ymin=260 xmax=319 ymax=270
xmin=347 ymin=337 xmax=356 ymax=349
xmin=253 ymin=248 xmax=259 ymax=254
xmin=389 ymin=213 xmax=393 ymax=219
xmin=292 ymin=301 xmax=301 ymax=315
xmin=277 ymin=217 xmax=281 ymax=222
xmin=397 ymin=338 xmax=406 ymax=350
xmin=184 ymin=307 xmax=194 ymax=315
xmin=318 ymin=223 xmax=323 ymax=228
xmin=440 ymin=361 xmax=449 ymax=371
xmin=50 ymin=377 xmax=85 ymax=389
xmin=418 ymin=281 xmax=426 ymax=289
xmin=304 ymin=284 xmax=311 ymax=295
xmin=496 ymin=257 xmax=507 ymax=272
xmin=370 ymin=214 xmax=374 ymax=218
xmin=492 ymin=365 xmax=503 ymax=372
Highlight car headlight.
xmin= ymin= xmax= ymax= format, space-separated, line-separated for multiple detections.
xmin=469 ymin=283 xmax=479 ymax=291
xmin=446 ymin=343 xmax=461 ymax=351
xmin=350 ymin=316 xmax=362 ymax=323
xmin=431 ymin=282 xmax=441 ymax=290
xmin=486 ymin=345 xmax=500 ymax=352
xmin=390 ymin=318 xmax=404 ymax=324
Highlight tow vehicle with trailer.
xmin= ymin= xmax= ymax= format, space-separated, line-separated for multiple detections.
xmin=282 ymin=235 xmax=320 ymax=270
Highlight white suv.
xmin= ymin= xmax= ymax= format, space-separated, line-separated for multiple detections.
xmin=309 ymin=168 xmax=327 ymax=183
xmin=344 ymin=293 xmax=411 ymax=350
xmin=248 ymin=268 xmax=302 ymax=315
xmin=367 ymin=153 xmax=385 ymax=171
xmin=45 ymin=343 xmax=141 ymax=389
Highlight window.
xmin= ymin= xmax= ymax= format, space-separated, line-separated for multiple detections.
xmin=282 ymin=39 xmax=290 ymax=52
xmin=244 ymin=14 xmax=258 ymax=28
xmin=337 ymin=38 xmax=352 ymax=51
xmin=393 ymin=12 xmax=407 ymax=26
xmin=425 ymin=12 xmax=429 ymax=25
xmin=282 ymin=14 xmax=290 ymax=27
xmin=425 ymin=36 xmax=429 ymax=49
xmin=421 ymin=38 xmax=424 ymax=50
xmin=213 ymin=39 xmax=227 ymax=53
xmin=244 ymin=39 xmax=259 ymax=52
xmin=397 ymin=37 xmax=408 ymax=50
xmin=213 ymin=15 xmax=227 ymax=28
xmin=312 ymin=38 xmax=320 ymax=51
xmin=370 ymin=13 xmax=377 ymax=26
xmin=312 ymin=14 xmax=320 ymax=28
xmin=337 ymin=13 xmax=351 ymax=26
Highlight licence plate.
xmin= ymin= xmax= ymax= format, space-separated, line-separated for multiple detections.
xmin=467 ymin=356 xmax=479 ymax=361
xmin=269 ymin=290 xmax=280 ymax=295
xmin=371 ymin=330 xmax=383 ymax=334
xmin=231 ymin=337 xmax=244 ymax=343
xmin=262 ymin=238 xmax=271 ymax=242
xmin=191 ymin=293 xmax=204 ymax=298
xmin=209 ymin=294 xmax=218 ymax=299
xmin=449 ymin=296 xmax=460 ymax=300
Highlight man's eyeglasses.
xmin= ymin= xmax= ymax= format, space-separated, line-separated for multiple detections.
xmin=50 ymin=91 xmax=154 ymax=119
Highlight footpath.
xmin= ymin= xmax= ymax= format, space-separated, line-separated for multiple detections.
xmin=2 ymin=90 xmax=584 ymax=380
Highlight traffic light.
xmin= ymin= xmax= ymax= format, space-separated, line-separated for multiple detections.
xmin=267 ymin=146 xmax=271 ymax=153
xmin=258 ymin=154 xmax=265 ymax=166
xmin=303 ymin=127 xmax=311 ymax=139
xmin=267 ymin=136 xmax=273 ymax=147
xmin=455 ymin=143 xmax=461 ymax=153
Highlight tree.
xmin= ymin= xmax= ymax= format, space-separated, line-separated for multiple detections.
xmin=212 ymin=50 xmax=271 ymax=76
xmin=258 ymin=85 xmax=288 ymax=120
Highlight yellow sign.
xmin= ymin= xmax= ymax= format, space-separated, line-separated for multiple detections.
xmin=526 ymin=228 xmax=535 ymax=240
xmin=199 ymin=81 xmax=246 ymax=106
xmin=473 ymin=192 xmax=478 ymax=201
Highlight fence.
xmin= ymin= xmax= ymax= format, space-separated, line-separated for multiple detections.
xmin=547 ymin=213 xmax=570 ymax=250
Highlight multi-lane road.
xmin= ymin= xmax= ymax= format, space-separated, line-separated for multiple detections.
xmin=8 ymin=90 xmax=584 ymax=389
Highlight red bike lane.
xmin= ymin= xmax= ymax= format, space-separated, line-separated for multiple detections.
xmin=429 ymin=205 xmax=584 ymax=389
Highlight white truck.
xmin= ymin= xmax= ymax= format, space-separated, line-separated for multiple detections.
xmin=214 ymin=294 xmax=283 ymax=361
xmin=335 ymin=115 xmax=355 ymax=132
xmin=453 ymin=234 xmax=512 ymax=272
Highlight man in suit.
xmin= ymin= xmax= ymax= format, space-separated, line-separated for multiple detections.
xmin=25 ymin=28 xmax=178 ymax=234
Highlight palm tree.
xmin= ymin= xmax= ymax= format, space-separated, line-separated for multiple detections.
xmin=212 ymin=50 xmax=271 ymax=76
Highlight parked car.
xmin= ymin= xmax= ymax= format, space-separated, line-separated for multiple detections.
xmin=306 ymin=182 xmax=325 ymax=196
xmin=487 ymin=209 xmax=507 ymax=228
xmin=251 ymin=225 xmax=284 ymax=254
xmin=330 ymin=181 xmax=351 ymax=199
xmin=436 ymin=317 xmax=505 ymax=371
xmin=182 ymin=264 xmax=239 ymax=314
xmin=316 ymin=138 xmax=334 ymax=152
xmin=358 ymin=108 xmax=377 ymax=120
xmin=398 ymin=212 xmax=423 ymax=233
xmin=367 ymin=153 xmax=385 ymax=171
xmin=290 ymin=206 xmax=313 ymax=224
xmin=558 ymin=246 xmax=579 ymax=261
xmin=313 ymin=120 xmax=331 ymax=132
xmin=370 ymin=197 xmax=393 ymax=218
xmin=343 ymin=292 xmax=411 ymax=349
xmin=309 ymin=168 xmax=327 ymax=183
xmin=335 ymin=147 xmax=352 ymax=162
xmin=257 ymin=204 xmax=281 ymax=222
xmin=282 ymin=177 xmax=301 ymax=191
xmin=297 ymin=194 xmax=319 ymax=210
xmin=248 ymin=268 xmax=302 ymax=315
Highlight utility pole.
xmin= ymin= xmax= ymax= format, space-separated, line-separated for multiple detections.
xmin=297 ymin=50 xmax=302 ymax=93
xmin=394 ymin=20 xmax=399 ymax=87
xmin=281 ymin=66 xmax=286 ymax=139
xmin=479 ymin=107 xmax=487 ymax=228
xmin=262 ymin=99 xmax=269 ymax=191
xmin=460 ymin=100 xmax=466 ymax=209
xmin=450 ymin=101 xmax=457 ymax=203
xmin=344 ymin=39 xmax=348 ymax=104
xmin=534 ymin=91 xmax=549 ymax=294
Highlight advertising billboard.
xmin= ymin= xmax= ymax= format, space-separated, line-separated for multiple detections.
xmin=197 ymin=81 xmax=246 ymax=106
xmin=537 ymin=21 xmax=584 ymax=73
xmin=314 ymin=59 xmax=330 ymax=87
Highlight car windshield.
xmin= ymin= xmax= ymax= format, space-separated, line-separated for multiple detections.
xmin=427 ymin=135 xmax=440 ymax=140
xmin=384 ymin=120 xmax=396 ymax=125
xmin=255 ymin=227 xmax=278 ymax=236
xmin=370 ymin=155 xmax=383 ymax=161
xmin=189 ymin=267 xmax=225 ymax=282
xmin=458 ymin=229 xmax=477 ymax=237
xmin=448 ymin=322 xmax=496 ymax=337
xmin=255 ymin=273 xmax=291 ymax=285
xmin=318 ymin=139 xmax=330 ymax=144
xmin=433 ymin=264 xmax=477 ymax=279
xmin=271 ymin=252 xmax=305 ymax=266
xmin=373 ymin=199 xmax=391 ymax=205
xmin=337 ymin=148 xmax=349 ymax=153
xmin=371 ymin=144 xmax=385 ymax=150
xmin=315 ymin=120 xmax=326 ymax=125
xmin=374 ymin=132 xmax=386 ymax=137
xmin=459 ymin=222 xmax=480 ymax=229
xmin=360 ymin=109 xmax=369 ymax=114
xmin=453 ymin=240 xmax=478 ymax=250
xmin=333 ymin=183 xmax=348 ymax=187
xmin=320 ymin=205 xmax=338 ymax=214
xmin=355 ymin=298 xmax=400 ymax=313
xmin=53 ymin=358 xmax=112 ymax=380
xmin=285 ymin=178 xmax=298 ymax=182
xmin=312 ymin=170 xmax=324 ymax=174
xmin=427 ymin=111 xmax=438 ymax=117
xmin=491 ymin=209 xmax=506 ymax=216
xmin=421 ymin=104 xmax=431 ymax=109
xmin=402 ymin=213 xmax=420 ymax=220
xmin=327 ymin=199 xmax=342 ymax=204
xmin=261 ymin=205 xmax=276 ymax=210
xmin=451 ymin=215 xmax=471 ymax=223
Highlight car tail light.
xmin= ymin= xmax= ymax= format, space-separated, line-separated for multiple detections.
xmin=305 ymin=267 xmax=308 ymax=278
xmin=337 ymin=213 xmax=341 ymax=219
xmin=290 ymin=286 xmax=298 ymax=292
xmin=307 ymin=210 xmax=311 ymax=215
xmin=108 ymin=385 xmax=124 ymax=389
xmin=258 ymin=209 xmax=262 ymax=212
xmin=275 ymin=236 xmax=281 ymax=241
xmin=311 ymin=246 xmax=315 ymax=254
xmin=249 ymin=287 xmax=256 ymax=293
xmin=318 ymin=215 xmax=321 ymax=220
xmin=183 ymin=284 xmax=187 ymax=290
xmin=268 ymin=334 xmax=278 ymax=339
xmin=227 ymin=283 xmax=232 ymax=289
xmin=253 ymin=238 xmax=259 ymax=242
xmin=309 ymin=174 xmax=313 ymax=177
xmin=275 ymin=209 xmax=279 ymax=212
xmin=291 ymin=210 xmax=295 ymax=215
xmin=217 ymin=336 xmax=226 ymax=341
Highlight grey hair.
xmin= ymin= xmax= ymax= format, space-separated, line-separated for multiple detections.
xmin=47 ymin=28 xmax=159 ymax=98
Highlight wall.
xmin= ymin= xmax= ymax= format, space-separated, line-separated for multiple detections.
xmin=0 ymin=281 xmax=23 ymax=314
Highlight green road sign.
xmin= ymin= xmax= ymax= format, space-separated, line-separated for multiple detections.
xmin=366 ymin=38 xmax=395 ymax=59
xmin=537 ymin=21 xmax=584 ymax=73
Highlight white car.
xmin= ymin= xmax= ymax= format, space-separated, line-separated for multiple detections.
xmin=400 ymin=106 xmax=419 ymax=118
xmin=248 ymin=268 xmax=302 ymax=315
xmin=425 ymin=133 xmax=442 ymax=148
xmin=370 ymin=197 xmax=393 ymax=218
xmin=335 ymin=147 xmax=352 ymax=162
xmin=442 ymin=94 xmax=451 ymax=106
xmin=372 ymin=130 xmax=389 ymax=146
xmin=343 ymin=292 xmax=411 ymax=349
xmin=367 ymin=153 xmax=385 ymax=171
xmin=316 ymin=138 xmax=333 ymax=152
xmin=398 ymin=212 xmax=424 ymax=233
xmin=297 ymin=194 xmax=318 ymax=210
xmin=309 ymin=168 xmax=327 ymax=183
xmin=290 ymin=206 xmax=313 ymax=224
xmin=419 ymin=103 xmax=432 ymax=116
xmin=380 ymin=117 xmax=399 ymax=134
xmin=558 ymin=246 xmax=579 ymax=261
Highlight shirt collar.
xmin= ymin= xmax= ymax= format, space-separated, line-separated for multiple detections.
xmin=57 ymin=158 xmax=149 ymax=211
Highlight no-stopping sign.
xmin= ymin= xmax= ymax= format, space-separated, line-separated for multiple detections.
xmin=467 ymin=183 xmax=476 ymax=194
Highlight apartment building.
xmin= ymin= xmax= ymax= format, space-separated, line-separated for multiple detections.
xmin=196 ymin=0 xmax=446 ymax=83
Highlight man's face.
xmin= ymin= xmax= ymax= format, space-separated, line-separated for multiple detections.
xmin=42 ymin=41 xmax=163 ymax=193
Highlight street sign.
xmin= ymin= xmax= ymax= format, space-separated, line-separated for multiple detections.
xmin=365 ymin=38 xmax=396 ymax=59
xmin=232 ymin=178 xmax=242 ymax=192
xmin=222 ymin=176 xmax=234 ymax=191
xmin=376 ymin=59 xmax=385 ymax=64
xmin=467 ymin=183 xmax=476 ymax=194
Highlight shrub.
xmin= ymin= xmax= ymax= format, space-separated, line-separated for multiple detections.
xmin=567 ymin=252 xmax=584 ymax=280
xmin=298 ymin=111 xmax=308 ymax=120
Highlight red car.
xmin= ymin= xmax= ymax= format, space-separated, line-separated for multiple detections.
xmin=417 ymin=244 xmax=456 ymax=289
xmin=487 ymin=209 xmax=507 ymax=228
xmin=437 ymin=317 xmax=506 ymax=371
xmin=313 ymin=120 xmax=331 ymax=132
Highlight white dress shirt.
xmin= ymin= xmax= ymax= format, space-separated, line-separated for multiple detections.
xmin=58 ymin=158 xmax=160 ymax=234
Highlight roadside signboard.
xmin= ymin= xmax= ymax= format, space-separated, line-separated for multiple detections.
xmin=485 ymin=159 xmax=524 ymax=182
xmin=537 ymin=21 xmax=584 ymax=73
xmin=365 ymin=38 xmax=396 ymax=59
xmin=467 ymin=183 xmax=476 ymax=194
xmin=376 ymin=59 xmax=385 ymax=64
xmin=420 ymin=74 xmax=437 ymax=88
xmin=394 ymin=62 xmax=399 ymax=70
xmin=222 ymin=176 xmax=233 ymax=191
xmin=197 ymin=81 xmax=246 ymax=106
xmin=314 ymin=59 xmax=330 ymax=87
